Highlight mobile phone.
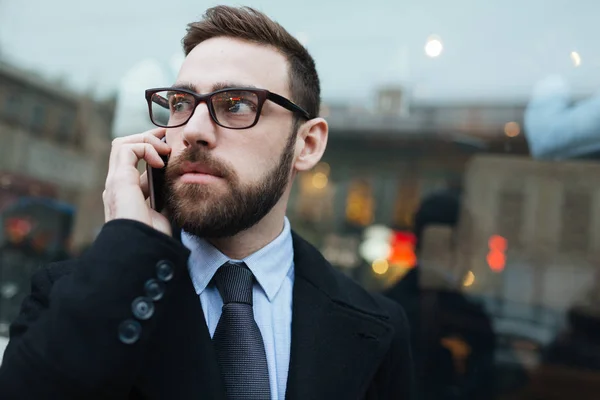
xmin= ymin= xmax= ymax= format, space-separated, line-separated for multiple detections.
xmin=147 ymin=137 xmax=168 ymax=212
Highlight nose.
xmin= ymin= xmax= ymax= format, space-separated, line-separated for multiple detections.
xmin=181 ymin=102 xmax=218 ymax=149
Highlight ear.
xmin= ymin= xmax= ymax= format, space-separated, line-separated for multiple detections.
xmin=294 ymin=117 xmax=328 ymax=172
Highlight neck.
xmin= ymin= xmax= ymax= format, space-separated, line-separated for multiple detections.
xmin=206 ymin=196 xmax=289 ymax=260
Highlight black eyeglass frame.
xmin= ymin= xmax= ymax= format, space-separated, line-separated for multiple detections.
xmin=145 ymin=87 xmax=313 ymax=130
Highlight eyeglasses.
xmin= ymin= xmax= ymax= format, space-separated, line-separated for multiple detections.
xmin=145 ymin=87 xmax=313 ymax=130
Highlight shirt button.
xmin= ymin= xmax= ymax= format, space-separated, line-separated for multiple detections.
xmin=144 ymin=279 xmax=165 ymax=301
xmin=156 ymin=260 xmax=174 ymax=282
xmin=131 ymin=296 xmax=155 ymax=320
xmin=118 ymin=319 xmax=142 ymax=345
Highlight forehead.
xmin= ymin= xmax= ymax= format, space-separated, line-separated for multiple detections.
xmin=176 ymin=37 xmax=290 ymax=96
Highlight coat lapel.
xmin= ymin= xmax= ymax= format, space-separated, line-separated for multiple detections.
xmin=135 ymin=225 xmax=227 ymax=400
xmin=286 ymin=233 xmax=395 ymax=399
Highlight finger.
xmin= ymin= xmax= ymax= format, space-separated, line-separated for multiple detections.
xmin=113 ymin=143 xmax=165 ymax=170
xmin=147 ymin=127 xmax=168 ymax=138
xmin=113 ymin=129 xmax=167 ymax=146
xmin=146 ymin=134 xmax=171 ymax=154
xmin=112 ymin=130 xmax=170 ymax=154
xmin=141 ymin=127 xmax=167 ymax=139
xmin=151 ymin=211 xmax=173 ymax=236
xmin=109 ymin=141 xmax=167 ymax=171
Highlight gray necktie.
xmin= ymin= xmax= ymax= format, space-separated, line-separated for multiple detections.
xmin=212 ymin=262 xmax=271 ymax=399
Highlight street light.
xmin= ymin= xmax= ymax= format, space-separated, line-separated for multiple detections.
xmin=425 ymin=35 xmax=443 ymax=58
xmin=570 ymin=51 xmax=581 ymax=67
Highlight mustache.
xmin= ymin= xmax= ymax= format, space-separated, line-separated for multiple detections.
xmin=165 ymin=148 xmax=235 ymax=182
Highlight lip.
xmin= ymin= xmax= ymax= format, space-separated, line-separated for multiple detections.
xmin=177 ymin=161 xmax=223 ymax=185
xmin=180 ymin=161 xmax=221 ymax=177
xmin=179 ymin=172 xmax=222 ymax=184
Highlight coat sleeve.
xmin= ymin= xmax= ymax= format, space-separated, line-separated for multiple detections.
xmin=0 ymin=219 xmax=190 ymax=399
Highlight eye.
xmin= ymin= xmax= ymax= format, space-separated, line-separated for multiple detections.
xmin=169 ymin=94 xmax=194 ymax=113
xmin=226 ymin=97 xmax=256 ymax=114
xmin=213 ymin=91 xmax=259 ymax=117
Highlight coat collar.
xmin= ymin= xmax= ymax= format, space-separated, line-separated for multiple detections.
xmin=285 ymin=231 xmax=395 ymax=399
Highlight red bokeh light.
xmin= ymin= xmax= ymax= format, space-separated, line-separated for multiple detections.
xmin=488 ymin=235 xmax=508 ymax=252
xmin=388 ymin=231 xmax=417 ymax=268
xmin=487 ymin=251 xmax=506 ymax=272
xmin=487 ymin=234 xmax=507 ymax=272
xmin=5 ymin=217 xmax=32 ymax=243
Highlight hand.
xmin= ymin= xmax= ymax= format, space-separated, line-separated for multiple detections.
xmin=103 ymin=128 xmax=172 ymax=236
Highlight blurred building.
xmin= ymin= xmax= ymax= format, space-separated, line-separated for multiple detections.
xmin=0 ymin=61 xmax=115 ymax=332
xmin=288 ymin=95 xmax=600 ymax=397
xmin=456 ymin=156 xmax=600 ymax=327
xmin=288 ymin=88 xmax=530 ymax=289
xmin=0 ymin=61 xmax=115 ymax=249
xmin=112 ymin=57 xmax=182 ymax=138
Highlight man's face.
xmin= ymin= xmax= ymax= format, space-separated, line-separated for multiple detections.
xmin=163 ymin=37 xmax=297 ymax=238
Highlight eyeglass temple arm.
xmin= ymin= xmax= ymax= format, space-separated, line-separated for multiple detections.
xmin=267 ymin=92 xmax=312 ymax=120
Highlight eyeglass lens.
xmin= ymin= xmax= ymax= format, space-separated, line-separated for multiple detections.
xmin=150 ymin=90 xmax=260 ymax=128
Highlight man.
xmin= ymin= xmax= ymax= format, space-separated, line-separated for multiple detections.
xmin=0 ymin=6 xmax=414 ymax=399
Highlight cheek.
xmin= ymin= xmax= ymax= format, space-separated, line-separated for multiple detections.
xmin=230 ymin=152 xmax=270 ymax=183
xmin=229 ymin=138 xmax=281 ymax=176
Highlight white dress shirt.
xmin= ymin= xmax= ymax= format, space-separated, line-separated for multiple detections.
xmin=182 ymin=217 xmax=294 ymax=400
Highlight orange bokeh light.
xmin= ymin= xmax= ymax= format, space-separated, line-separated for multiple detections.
xmin=389 ymin=245 xmax=417 ymax=268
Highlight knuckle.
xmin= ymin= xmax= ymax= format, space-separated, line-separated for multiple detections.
xmin=144 ymin=143 xmax=155 ymax=154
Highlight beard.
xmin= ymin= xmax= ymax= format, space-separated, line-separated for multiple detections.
xmin=164 ymin=130 xmax=296 ymax=238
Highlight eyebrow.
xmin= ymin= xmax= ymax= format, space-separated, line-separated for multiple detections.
xmin=170 ymin=81 xmax=259 ymax=93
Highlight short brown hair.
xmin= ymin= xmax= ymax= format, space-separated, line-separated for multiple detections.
xmin=182 ymin=6 xmax=320 ymax=121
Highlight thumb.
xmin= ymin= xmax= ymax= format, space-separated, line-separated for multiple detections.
xmin=150 ymin=210 xmax=173 ymax=237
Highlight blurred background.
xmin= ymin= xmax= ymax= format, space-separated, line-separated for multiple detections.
xmin=2 ymin=0 xmax=600 ymax=398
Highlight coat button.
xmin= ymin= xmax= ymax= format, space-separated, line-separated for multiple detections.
xmin=144 ymin=279 xmax=165 ymax=301
xmin=156 ymin=260 xmax=174 ymax=282
xmin=132 ymin=296 xmax=155 ymax=320
xmin=118 ymin=319 xmax=142 ymax=344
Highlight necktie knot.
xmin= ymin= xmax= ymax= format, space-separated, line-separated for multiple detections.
xmin=214 ymin=262 xmax=254 ymax=305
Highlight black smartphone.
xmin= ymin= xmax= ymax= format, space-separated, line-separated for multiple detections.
xmin=147 ymin=137 xmax=168 ymax=212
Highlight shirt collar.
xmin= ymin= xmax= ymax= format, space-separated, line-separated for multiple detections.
xmin=182 ymin=217 xmax=294 ymax=302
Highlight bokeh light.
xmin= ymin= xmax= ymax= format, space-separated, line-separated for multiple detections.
xmin=372 ymin=259 xmax=389 ymax=275
xmin=425 ymin=35 xmax=443 ymax=58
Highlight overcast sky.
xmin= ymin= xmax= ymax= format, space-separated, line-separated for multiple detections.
xmin=1 ymin=0 xmax=599 ymax=104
